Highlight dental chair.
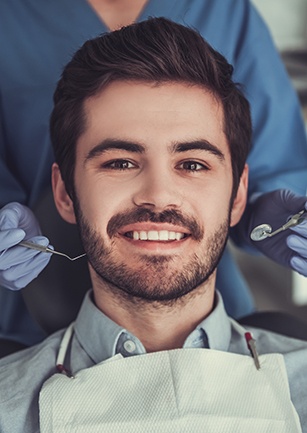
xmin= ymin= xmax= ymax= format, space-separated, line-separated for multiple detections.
xmin=1 ymin=188 xmax=307 ymax=358
xmin=0 ymin=339 xmax=28 ymax=358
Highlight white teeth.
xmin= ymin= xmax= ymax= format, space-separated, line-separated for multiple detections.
xmin=159 ymin=230 xmax=169 ymax=241
xmin=148 ymin=231 xmax=159 ymax=240
xmin=133 ymin=232 xmax=139 ymax=240
xmin=140 ymin=231 xmax=147 ymax=240
xmin=169 ymin=231 xmax=176 ymax=240
xmin=129 ymin=230 xmax=186 ymax=241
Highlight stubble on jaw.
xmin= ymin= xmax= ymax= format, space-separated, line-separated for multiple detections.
xmin=73 ymin=199 xmax=230 ymax=309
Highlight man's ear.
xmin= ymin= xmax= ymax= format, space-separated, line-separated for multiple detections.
xmin=230 ymin=164 xmax=249 ymax=227
xmin=52 ymin=163 xmax=77 ymax=224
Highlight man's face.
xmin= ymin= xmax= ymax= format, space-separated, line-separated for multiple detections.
xmin=55 ymin=81 xmax=247 ymax=303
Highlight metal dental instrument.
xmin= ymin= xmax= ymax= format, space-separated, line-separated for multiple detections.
xmin=19 ymin=240 xmax=86 ymax=261
xmin=250 ymin=209 xmax=307 ymax=242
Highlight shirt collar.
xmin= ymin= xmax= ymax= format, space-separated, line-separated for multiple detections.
xmin=74 ymin=289 xmax=232 ymax=363
xmin=74 ymin=291 xmax=125 ymax=364
xmin=194 ymin=291 xmax=232 ymax=352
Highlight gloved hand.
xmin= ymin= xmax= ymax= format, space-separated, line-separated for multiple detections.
xmin=0 ymin=202 xmax=51 ymax=290
xmin=244 ymin=190 xmax=307 ymax=276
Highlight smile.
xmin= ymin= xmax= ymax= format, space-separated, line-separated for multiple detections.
xmin=124 ymin=230 xmax=188 ymax=241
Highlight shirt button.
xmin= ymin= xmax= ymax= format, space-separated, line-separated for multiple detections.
xmin=123 ymin=340 xmax=136 ymax=353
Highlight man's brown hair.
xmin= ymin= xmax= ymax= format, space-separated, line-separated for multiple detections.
xmin=50 ymin=17 xmax=251 ymax=198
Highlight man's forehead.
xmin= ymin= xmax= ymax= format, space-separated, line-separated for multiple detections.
xmin=84 ymin=80 xmax=223 ymax=115
xmin=78 ymin=80 xmax=228 ymax=157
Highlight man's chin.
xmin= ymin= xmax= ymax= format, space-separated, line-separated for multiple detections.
xmin=93 ymin=259 xmax=210 ymax=305
xmin=113 ymin=282 xmax=199 ymax=305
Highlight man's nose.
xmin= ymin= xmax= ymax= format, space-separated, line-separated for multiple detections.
xmin=132 ymin=169 xmax=183 ymax=211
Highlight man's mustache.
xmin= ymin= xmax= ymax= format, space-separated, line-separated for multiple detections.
xmin=107 ymin=208 xmax=204 ymax=241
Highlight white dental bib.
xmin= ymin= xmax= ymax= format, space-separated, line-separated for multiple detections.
xmin=39 ymin=323 xmax=302 ymax=432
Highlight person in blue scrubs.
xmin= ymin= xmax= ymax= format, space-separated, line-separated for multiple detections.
xmin=0 ymin=0 xmax=307 ymax=346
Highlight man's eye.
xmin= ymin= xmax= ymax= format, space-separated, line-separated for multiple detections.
xmin=179 ymin=161 xmax=208 ymax=171
xmin=103 ymin=159 xmax=135 ymax=170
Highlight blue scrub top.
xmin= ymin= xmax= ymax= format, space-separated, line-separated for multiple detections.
xmin=1 ymin=0 xmax=307 ymax=345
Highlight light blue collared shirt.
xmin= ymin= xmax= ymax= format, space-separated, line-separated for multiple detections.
xmin=0 ymin=290 xmax=307 ymax=432
xmin=71 ymin=291 xmax=231 ymax=373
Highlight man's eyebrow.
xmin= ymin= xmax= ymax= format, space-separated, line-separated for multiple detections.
xmin=84 ymin=138 xmax=225 ymax=163
xmin=172 ymin=140 xmax=225 ymax=161
xmin=85 ymin=139 xmax=145 ymax=163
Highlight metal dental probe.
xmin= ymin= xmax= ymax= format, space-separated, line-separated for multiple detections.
xmin=19 ymin=240 xmax=86 ymax=261
xmin=250 ymin=209 xmax=307 ymax=242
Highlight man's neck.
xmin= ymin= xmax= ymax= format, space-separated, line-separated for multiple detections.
xmin=91 ymin=274 xmax=216 ymax=352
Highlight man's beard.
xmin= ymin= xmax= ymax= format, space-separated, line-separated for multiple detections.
xmin=74 ymin=200 xmax=230 ymax=305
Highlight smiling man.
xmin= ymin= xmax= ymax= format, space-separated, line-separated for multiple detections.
xmin=52 ymin=79 xmax=246 ymax=351
xmin=0 ymin=18 xmax=306 ymax=432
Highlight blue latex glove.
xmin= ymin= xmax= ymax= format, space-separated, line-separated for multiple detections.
xmin=287 ymin=218 xmax=307 ymax=276
xmin=245 ymin=190 xmax=307 ymax=276
xmin=0 ymin=202 xmax=51 ymax=290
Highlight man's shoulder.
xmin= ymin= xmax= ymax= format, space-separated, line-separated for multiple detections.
xmin=248 ymin=325 xmax=307 ymax=355
xmin=0 ymin=329 xmax=64 ymax=432
xmin=0 ymin=329 xmax=64 ymax=388
xmin=247 ymin=326 xmax=307 ymax=388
